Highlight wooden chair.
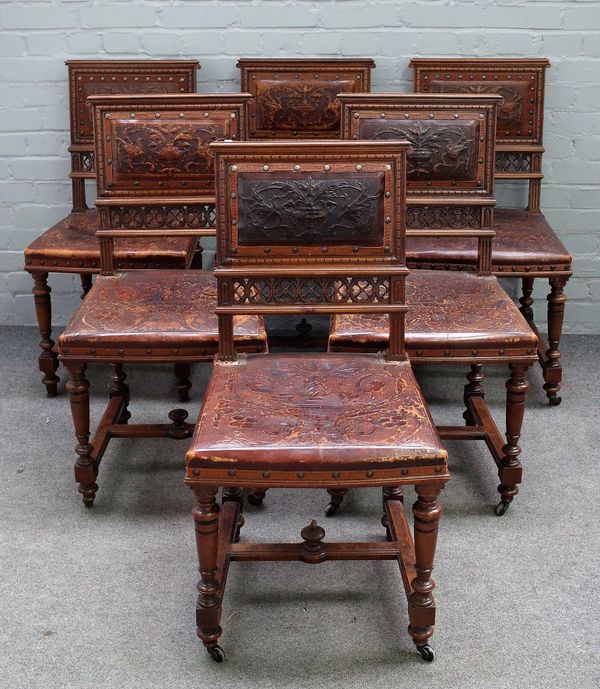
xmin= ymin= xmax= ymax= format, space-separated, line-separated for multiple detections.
xmin=238 ymin=57 xmax=375 ymax=139
xmin=410 ymin=58 xmax=571 ymax=405
xmin=185 ymin=140 xmax=449 ymax=663
xmin=57 ymin=93 xmax=267 ymax=508
xmin=24 ymin=59 xmax=202 ymax=397
xmin=328 ymin=93 xmax=537 ymax=516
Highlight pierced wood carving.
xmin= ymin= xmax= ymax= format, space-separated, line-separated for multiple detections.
xmin=406 ymin=206 xmax=480 ymax=229
xmin=495 ymin=152 xmax=532 ymax=173
xmin=108 ymin=204 xmax=216 ymax=229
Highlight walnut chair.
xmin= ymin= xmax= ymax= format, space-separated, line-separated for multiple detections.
xmin=185 ymin=140 xmax=449 ymax=663
xmin=24 ymin=59 xmax=204 ymax=397
xmin=57 ymin=93 xmax=266 ymax=508
xmin=410 ymin=58 xmax=572 ymax=405
xmin=326 ymin=93 xmax=537 ymax=517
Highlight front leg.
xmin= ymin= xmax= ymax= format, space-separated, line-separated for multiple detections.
xmin=543 ymin=276 xmax=568 ymax=406
xmin=65 ymin=361 xmax=97 ymax=507
xmin=409 ymin=483 xmax=443 ymax=661
xmin=496 ymin=364 xmax=529 ymax=515
xmin=32 ymin=272 xmax=59 ymax=396
xmin=192 ymin=486 xmax=225 ymax=662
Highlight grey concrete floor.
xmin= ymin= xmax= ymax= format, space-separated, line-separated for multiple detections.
xmin=0 ymin=326 xmax=599 ymax=689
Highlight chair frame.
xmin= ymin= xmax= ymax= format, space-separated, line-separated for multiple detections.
xmin=185 ymin=140 xmax=449 ymax=663
xmin=410 ymin=58 xmax=572 ymax=405
xmin=58 ymin=93 xmax=260 ymax=507
xmin=333 ymin=93 xmax=537 ymax=515
xmin=24 ymin=59 xmax=201 ymax=397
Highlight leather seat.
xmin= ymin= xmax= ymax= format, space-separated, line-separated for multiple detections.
xmin=58 ymin=270 xmax=267 ymax=357
xmin=187 ymin=352 xmax=447 ymax=471
xmin=24 ymin=209 xmax=197 ymax=271
xmin=406 ymin=209 xmax=572 ymax=270
xmin=329 ymin=270 xmax=537 ymax=353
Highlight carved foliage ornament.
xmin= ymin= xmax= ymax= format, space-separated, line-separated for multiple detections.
xmin=359 ymin=119 xmax=478 ymax=180
xmin=237 ymin=173 xmax=385 ymax=246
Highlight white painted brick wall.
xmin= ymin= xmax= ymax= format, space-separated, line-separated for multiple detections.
xmin=0 ymin=0 xmax=599 ymax=332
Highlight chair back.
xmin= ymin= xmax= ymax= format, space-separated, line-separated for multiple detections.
xmin=211 ymin=140 xmax=410 ymax=360
xmin=410 ymin=58 xmax=550 ymax=211
xmin=238 ymin=58 xmax=375 ymax=139
xmin=66 ymin=60 xmax=199 ymax=211
xmin=88 ymin=93 xmax=251 ymax=274
xmin=340 ymin=93 xmax=500 ymax=273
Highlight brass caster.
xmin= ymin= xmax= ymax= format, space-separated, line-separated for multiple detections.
xmin=495 ymin=500 xmax=510 ymax=517
xmin=247 ymin=493 xmax=264 ymax=507
xmin=119 ymin=408 xmax=131 ymax=424
xmin=325 ymin=502 xmax=339 ymax=517
xmin=207 ymin=644 xmax=225 ymax=663
xmin=82 ymin=496 xmax=94 ymax=509
xmin=417 ymin=644 xmax=434 ymax=662
xmin=548 ymin=395 xmax=562 ymax=407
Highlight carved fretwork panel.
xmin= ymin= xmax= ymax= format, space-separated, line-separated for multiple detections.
xmin=495 ymin=152 xmax=532 ymax=174
xmin=238 ymin=59 xmax=374 ymax=139
xmin=232 ymin=276 xmax=390 ymax=305
xmin=108 ymin=204 xmax=217 ymax=230
xmin=411 ymin=60 xmax=548 ymax=146
xmin=237 ymin=173 xmax=384 ymax=246
xmin=67 ymin=61 xmax=198 ymax=145
xmin=406 ymin=206 xmax=481 ymax=229
xmin=359 ymin=119 xmax=479 ymax=181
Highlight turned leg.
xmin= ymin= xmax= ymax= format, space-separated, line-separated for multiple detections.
xmin=381 ymin=486 xmax=404 ymax=539
xmin=247 ymin=488 xmax=267 ymax=506
xmin=409 ymin=483 xmax=443 ymax=661
xmin=109 ymin=363 xmax=131 ymax=424
xmin=325 ymin=488 xmax=348 ymax=517
xmin=544 ymin=277 xmax=568 ymax=406
xmin=32 ymin=272 xmax=59 ymax=396
xmin=222 ymin=487 xmax=245 ymax=542
xmin=192 ymin=486 xmax=224 ymax=662
xmin=463 ymin=364 xmax=484 ymax=426
xmin=174 ymin=362 xmax=192 ymax=403
xmin=496 ymin=364 xmax=530 ymax=516
xmin=79 ymin=273 xmax=93 ymax=299
xmin=519 ymin=276 xmax=535 ymax=322
xmin=65 ymin=361 xmax=97 ymax=507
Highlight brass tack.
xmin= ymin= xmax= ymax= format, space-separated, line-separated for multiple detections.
xmin=154 ymin=113 xmax=160 ymax=119
xmin=90 ymin=349 xmax=96 ymax=355
xmin=174 ymin=349 xmax=179 ymax=355
xmin=404 ymin=113 xmax=409 ymax=119
xmin=134 ymin=181 xmax=139 ymax=186
xmin=472 ymin=349 xmax=478 ymax=356
xmin=435 ymin=466 xmax=444 ymax=473
xmin=228 ymin=469 xmax=236 ymax=477
xmin=292 ymin=247 xmax=299 ymax=253
xmin=380 ymin=112 xmax=386 ymax=118
xmin=385 ymin=191 xmax=391 ymax=197
xmin=416 ymin=350 xmax=423 ymax=356
xmin=203 ymin=112 xmax=209 ymax=118
xmin=231 ymin=219 xmax=237 ymax=225
xmin=263 ymin=165 xmax=270 ymax=171
xmin=527 ymin=349 xmax=533 ymax=355
xmin=321 ymin=246 xmax=328 ymax=253
xmin=352 ymin=134 xmax=358 ymax=140
xmin=230 ymin=247 xmax=237 ymax=254
xmin=192 ymin=468 xmax=201 ymax=477
xmin=107 ymin=158 xmax=112 ymax=164
xmin=179 ymin=113 xmax=185 ymax=118
xmin=263 ymin=246 xmax=271 ymax=253
xmin=356 ymin=164 xmax=363 ymax=171
xmin=385 ymin=216 xmax=391 ymax=223
xmin=352 ymin=245 xmax=359 ymax=252
xmin=231 ymin=192 xmax=237 ymax=198
xmin=62 ymin=348 xmax=68 ymax=354
xmin=262 ymin=470 xmax=270 ymax=478
xmin=296 ymin=472 xmax=305 ymax=479
xmin=444 ymin=350 xmax=450 ymax=356
xmin=323 ymin=164 xmax=331 ymax=171
xmin=231 ymin=165 xmax=237 ymax=172
xmin=384 ymin=245 xmax=391 ymax=253
xmin=366 ymin=470 xmax=374 ymax=478
xmin=146 ymin=349 xmax=152 ymax=354
xmin=499 ymin=349 xmax=505 ymax=355
xmin=158 ymin=181 xmax=164 ymax=187
xmin=479 ymin=114 xmax=485 ymax=119
xmin=294 ymin=165 xmax=301 ymax=171
xmin=401 ymin=468 xmax=409 ymax=476
xmin=332 ymin=471 xmax=340 ymax=478
xmin=118 ymin=348 xmax=124 ymax=355
xmin=129 ymin=113 xmax=135 ymax=118
xmin=453 ymin=113 xmax=459 ymax=119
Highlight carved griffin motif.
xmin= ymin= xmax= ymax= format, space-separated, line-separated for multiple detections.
xmin=257 ymin=82 xmax=342 ymax=131
xmin=237 ymin=175 xmax=383 ymax=245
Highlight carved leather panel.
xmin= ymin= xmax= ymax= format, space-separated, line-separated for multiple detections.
xmin=188 ymin=353 xmax=446 ymax=468
xmin=236 ymin=172 xmax=385 ymax=245
xmin=24 ymin=209 xmax=196 ymax=271
xmin=105 ymin=115 xmax=230 ymax=191
xmin=406 ymin=208 xmax=572 ymax=268
xmin=255 ymin=78 xmax=353 ymax=133
xmin=359 ymin=119 xmax=478 ymax=181
xmin=59 ymin=271 xmax=266 ymax=348
xmin=329 ymin=271 xmax=538 ymax=350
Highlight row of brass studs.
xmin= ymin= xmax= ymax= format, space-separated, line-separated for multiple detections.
xmin=189 ymin=466 xmax=444 ymax=478
xmin=231 ymin=164 xmax=392 ymax=172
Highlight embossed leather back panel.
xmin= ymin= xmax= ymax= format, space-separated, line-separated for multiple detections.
xmin=67 ymin=61 xmax=198 ymax=146
xmin=90 ymin=95 xmax=250 ymax=196
xmin=238 ymin=59 xmax=374 ymax=138
xmin=340 ymin=94 xmax=498 ymax=197
xmin=236 ymin=172 xmax=384 ymax=246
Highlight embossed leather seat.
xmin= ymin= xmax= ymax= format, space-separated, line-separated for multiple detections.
xmin=329 ymin=270 xmax=537 ymax=354
xmin=189 ymin=353 xmax=445 ymax=470
xmin=25 ymin=209 xmax=196 ymax=272
xmin=59 ymin=271 xmax=266 ymax=357
xmin=407 ymin=210 xmax=571 ymax=271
